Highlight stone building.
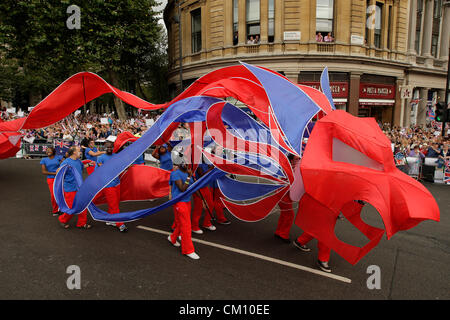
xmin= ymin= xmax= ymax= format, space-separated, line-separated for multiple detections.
xmin=164 ymin=0 xmax=449 ymax=126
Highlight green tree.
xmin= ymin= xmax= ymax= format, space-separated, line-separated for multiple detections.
xmin=0 ymin=0 xmax=168 ymax=118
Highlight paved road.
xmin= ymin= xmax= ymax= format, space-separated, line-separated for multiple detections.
xmin=0 ymin=158 xmax=449 ymax=301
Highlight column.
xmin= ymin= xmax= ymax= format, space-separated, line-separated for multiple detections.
xmin=224 ymin=0 xmax=233 ymax=47
xmin=407 ymin=0 xmax=418 ymax=55
xmin=439 ymin=2 xmax=450 ymax=61
xmin=260 ymin=0 xmax=268 ymax=43
xmin=403 ymin=97 xmax=412 ymax=127
xmin=238 ymin=0 xmax=246 ymax=45
xmin=274 ymin=0 xmax=283 ymax=43
xmin=421 ymin=0 xmax=434 ymax=59
xmin=392 ymin=79 xmax=404 ymax=126
xmin=417 ymin=87 xmax=429 ymax=125
xmin=284 ymin=71 xmax=299 ymax=84
xmin=437 ymin=89 xmax=446 ymax=102
xmin=348 ymin=72 xmax=362 ymax=116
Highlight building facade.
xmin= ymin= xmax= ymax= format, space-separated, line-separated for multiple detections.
xmin=164 ymin=0 xmax=449 ymax=126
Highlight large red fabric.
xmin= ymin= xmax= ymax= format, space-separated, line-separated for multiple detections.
xmin=92 ymin=165 xmax=170 ymax=205
xmin=113 ymin=131 xmax=138 ymax=154
xmin=0 ymin=65 xmax=331 ymax=160
xmin=297 ymin=110 xmax=439 ymax=264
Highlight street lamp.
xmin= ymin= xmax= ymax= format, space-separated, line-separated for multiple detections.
xmin=174 ymin=0 xmax=184 ymax=93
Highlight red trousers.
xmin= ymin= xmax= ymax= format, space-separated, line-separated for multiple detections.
xmin=192 ymin=187 xmax=214 ymax=230
xmin=275 ymin=193 xmax=295 ymax=239
xmin=103 ymin=185 xmax=123 ymax=227
xmin=170 ymin=202 xmax=195 ymax=255
xmin=58 ymin=191 xmax=88 ymax=227
xmin=212 ymin=187 xmax=228 ymax=223
xmin=297 ymin=232 xmax=331 ymax=262
xmin=46 ymin=178 xmax=59 ymax=213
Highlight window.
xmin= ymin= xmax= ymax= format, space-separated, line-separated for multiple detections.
xmin=191 ymin=8 xmax=202 ymax=53
xmin=374 ymin=3 xmax=383 ymax=48
xmin=415 ymin=30 xmax=420 ymax=54
xmin=233 ymin=0 xmax=238 ymax=45
xmin=268 ymin=0 xmax=274 ymax=43
xmin=434 ymin=0 xmax=442 ymax=18
xmin=431 ymin=35 xmax=438 ymax=57
xmin=316 ymin=0 xmax=334 ymax=42
xmin=365 ymin=0 xmax=371 ymax=45
xmin=387 ymin=5 xmax=392 ymax=50
xmin=246 ymin=0 xmax=260 ymax=44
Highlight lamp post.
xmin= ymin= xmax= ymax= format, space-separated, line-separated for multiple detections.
xmin=442 ymin=56 xmax=449 ymax=137
xmin=177 ymin=0 xmax=184 ymax=93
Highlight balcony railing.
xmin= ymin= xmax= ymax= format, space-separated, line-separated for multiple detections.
xmin=246 ymin=44 xmax=260 ymax=54
xmin=316 ymin=43 xmax=335 ymax=53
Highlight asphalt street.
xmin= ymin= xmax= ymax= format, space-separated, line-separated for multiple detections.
xmin=0 ymin=158 xmax=449 ymax=301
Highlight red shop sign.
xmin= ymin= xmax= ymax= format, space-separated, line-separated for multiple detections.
xmin=299 ymin=82 xmax=348 ymax=98
xmin=359 ymin=83 xmax=395 ymax=99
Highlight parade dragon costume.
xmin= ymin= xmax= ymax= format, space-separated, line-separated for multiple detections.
xmin=0 ymin=63 xmax=439 ymax=265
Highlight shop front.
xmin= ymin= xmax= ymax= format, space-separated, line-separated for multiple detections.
xmin=358 ymin=83 xmax=396 ymax=124
xmin=298 ymin=81 xmax=349 ymax=111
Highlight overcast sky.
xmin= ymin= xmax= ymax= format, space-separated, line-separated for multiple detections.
xmin=154 ymin=0 xmax=168 ymax=29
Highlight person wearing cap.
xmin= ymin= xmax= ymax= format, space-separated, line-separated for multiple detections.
xmin=96 ymin=141 xmax=128 ymax=233
xmin=168 ymin=162 xmax=199 ymax=259
xmin=152 ymin=142 xmax=173 ymax=171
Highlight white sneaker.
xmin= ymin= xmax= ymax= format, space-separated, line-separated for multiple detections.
xmin=192 ymin=229 xmax=204 ymax=234
xmin=204 ymin=225 xmax=216 ymax=231
xmin=106 ymin=222 xmax=115 ymax=226
xmin=186 ymin=252 xmax=200 ymax=260
xmin=168 ymin=235 xmax=180 ymax=247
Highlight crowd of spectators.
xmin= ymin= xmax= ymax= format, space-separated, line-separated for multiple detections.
xmin=382 ymin=123 xmax=450 ymax=173
xmin=0 ymin=108 xmax=161 ymax=146
xmin=2 ymin=106 xmax=449 ymax=169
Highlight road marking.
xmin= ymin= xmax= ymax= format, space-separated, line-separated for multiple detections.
xmin=137 ymin=225 xmax=352 ymax=284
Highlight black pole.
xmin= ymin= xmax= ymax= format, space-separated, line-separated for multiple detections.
xmin=178 ymin=1 xmax=183 ymax=93
xmin=442 ymin=57 xmax=450 ymax=137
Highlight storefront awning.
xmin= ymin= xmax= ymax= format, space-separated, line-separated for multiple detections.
xmin=359 ymin=99 xmax=395 ymax=106
xmin=333 ymin=98 xmax=347 ymax=105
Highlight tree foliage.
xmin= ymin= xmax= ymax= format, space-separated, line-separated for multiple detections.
xmin=0 ymin=0 xmax=168 ymax=117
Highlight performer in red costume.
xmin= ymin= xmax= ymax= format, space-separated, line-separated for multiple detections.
xmin=40 ymin=147 xmax=63 ymax=216
xmin=191 ymin=161 xmax=216 ymax=234
xmin=96 ymin=141 xmax=128 ymax=233
xmin=168 ymin=162 xmax=199 ymax=260
xmin=57 ymin=146 xmax=94 ymax=229
xmin=274 ymin=154 xmax=298 ymax=243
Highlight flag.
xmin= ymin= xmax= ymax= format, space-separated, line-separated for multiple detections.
xmin=445 ymin=160 xmax=450 ymax=185
xmin=54 ymin=139 xmax=73 ymax=156
xmin=394 ymin=152 xmax=406 ymax=166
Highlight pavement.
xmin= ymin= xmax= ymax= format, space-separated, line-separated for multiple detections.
xmin=0 ymin=158 xmax=449 ymax=301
